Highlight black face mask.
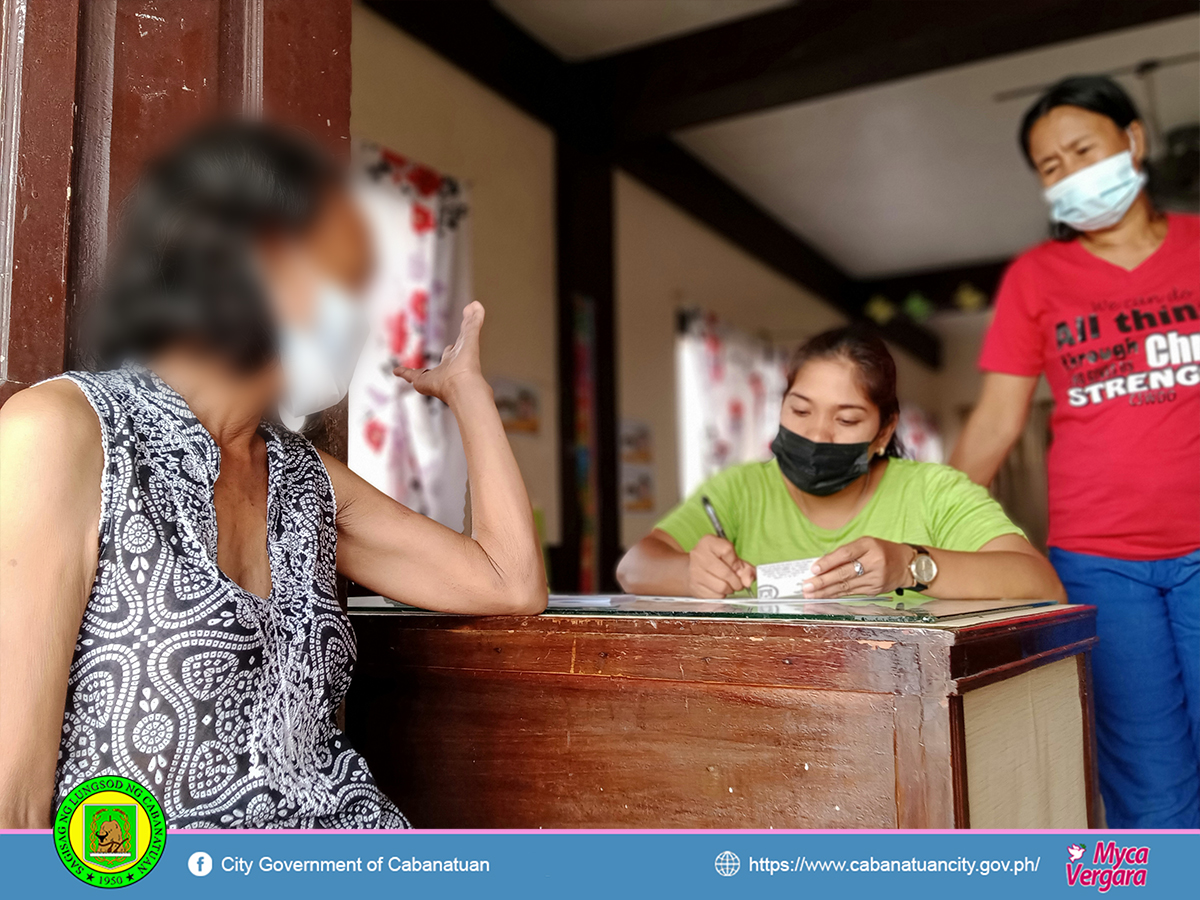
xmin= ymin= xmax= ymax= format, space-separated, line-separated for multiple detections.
xmin=771 ymin=425 xmax=874 ymax=496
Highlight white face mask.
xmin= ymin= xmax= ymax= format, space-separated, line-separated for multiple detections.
xmin=278 ymin=280 xmax=368 ymax=419
xmin=1043 ymin=136 xmax=1147 ymax=232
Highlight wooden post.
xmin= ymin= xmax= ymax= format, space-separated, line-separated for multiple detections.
xmin=556 ymin=141 xmax=619 ymax=592
xmin=0 ymin=0 xmax=80 ymax=405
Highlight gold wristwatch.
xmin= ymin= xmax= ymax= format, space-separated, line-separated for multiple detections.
xmin=897 ymin=544 xmax=936 ymax=595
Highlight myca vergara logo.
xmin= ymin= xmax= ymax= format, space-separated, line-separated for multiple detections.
xmin=54 ymin=776 xmax=166 ymax=888
xmin=1065 ymin=840 xmax=1149 ymax=892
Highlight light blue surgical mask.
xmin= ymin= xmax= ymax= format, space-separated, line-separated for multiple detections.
xmin=1043 ymin=136 xmax=1147 ymax=232
xmin=278 ymin=280 xmax=368 ymax=418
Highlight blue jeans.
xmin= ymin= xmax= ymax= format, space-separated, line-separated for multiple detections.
xmin=1049 ymin=547 xmax=1200 ymax=828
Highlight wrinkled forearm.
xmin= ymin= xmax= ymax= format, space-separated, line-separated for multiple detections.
xmin=446 ymin=378 xmax=547 ymax=613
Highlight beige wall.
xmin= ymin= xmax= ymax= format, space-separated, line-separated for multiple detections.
xmin=615 ymin=173 xmax=938 ymax=547
xmin=930 ymin=310 xmax=1051 ymax=452
xmin=351 ymin=2 xmax=560 ymax=541
xmin=932 ymin=311 xmax=994 ymax=452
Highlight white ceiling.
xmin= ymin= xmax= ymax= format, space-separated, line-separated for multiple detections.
xmin=678 ymin=15 xmax=1200 ymax=277
xmin=494 ymin=0 xmax=792 ymax=60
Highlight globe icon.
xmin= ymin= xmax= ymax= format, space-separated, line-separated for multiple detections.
xmin=714 ymin=850 xmax=740 ymax=876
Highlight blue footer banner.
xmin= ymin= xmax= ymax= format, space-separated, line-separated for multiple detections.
xmin=2 ymin=829 xmax=1197 ymax=898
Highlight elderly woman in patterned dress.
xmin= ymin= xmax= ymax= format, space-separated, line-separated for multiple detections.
xmin=0 ymin=123 xmax=547 ymax=828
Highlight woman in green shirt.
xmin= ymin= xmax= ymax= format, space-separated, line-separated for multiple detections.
xmin=617 ymin=327 xmax=1065 ymax=601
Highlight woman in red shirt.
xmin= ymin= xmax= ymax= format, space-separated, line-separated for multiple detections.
xmin=952 ymin=76 xmax=1199 ymax=828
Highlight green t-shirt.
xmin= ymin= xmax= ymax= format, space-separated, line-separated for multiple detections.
xmin=655 ymin=458 xmax=1024 ymax=598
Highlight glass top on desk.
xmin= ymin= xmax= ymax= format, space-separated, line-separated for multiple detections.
xmin=347 ymin=594 xmax=1057 ymax=624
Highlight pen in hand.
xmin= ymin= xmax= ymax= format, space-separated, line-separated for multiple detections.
xmin=701 ymin=495 xmax=726 ymax=540
xmin=700 ymin=495 xmax=754 ymax=593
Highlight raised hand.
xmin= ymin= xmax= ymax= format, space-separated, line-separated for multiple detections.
xmin=394 ymin=301 xmax=487 ymax=404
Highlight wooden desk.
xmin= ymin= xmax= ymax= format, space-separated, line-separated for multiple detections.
xmin=345 ymin=597 xmax=1098 ymax=829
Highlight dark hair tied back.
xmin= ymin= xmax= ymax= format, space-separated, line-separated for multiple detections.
xmin=85 ymin=120 xmax=340 ymax=370
xmin=785 ymin=325 xmax=905 ymax=459
xmin=1017 ymin=75 xmax=1145 ymax=242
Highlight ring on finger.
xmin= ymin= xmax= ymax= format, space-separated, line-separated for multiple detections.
xmin=852 ymin=559 xmax=865 ymax=578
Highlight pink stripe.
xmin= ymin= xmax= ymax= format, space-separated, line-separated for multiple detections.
xmin=162 ymin=827 xmax=1200 ymax=836
xmin=5 ymin=827 xmax=1196 ymax=835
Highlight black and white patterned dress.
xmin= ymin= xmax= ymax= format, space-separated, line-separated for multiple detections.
xmin=51 ymin=365 xmax=408 ymax=828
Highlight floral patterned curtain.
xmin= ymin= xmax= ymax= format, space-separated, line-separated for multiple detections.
xmin=895 ymin=405 xmax=944 ymax=464
xmin=676 ymin=311 xmax=788 ymax=498
xmin=347 ymin=141 xmax=471 ymax=531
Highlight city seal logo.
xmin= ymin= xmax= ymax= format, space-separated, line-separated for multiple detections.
xmin=85 ymin=802 xmax=136 ymax=869
xmin=54 ymin=776 xmax=166 ymax=888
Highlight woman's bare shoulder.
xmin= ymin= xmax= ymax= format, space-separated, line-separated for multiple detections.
xmin=1 ymin=379 xmax=96 ymax=430
xmin=0 ymin=380 xmax=102 ymax=470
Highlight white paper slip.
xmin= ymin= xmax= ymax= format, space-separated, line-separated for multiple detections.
xmin=755 ymin=558 xmax=819 ymax=599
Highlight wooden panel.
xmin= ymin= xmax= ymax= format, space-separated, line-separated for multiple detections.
xmin=66 ymin=1 xmax=228 ymax=368
xmin=892 ymin=641 xmax=957 ymax=828
xmin=262 ymin=0 xmax=350 ymax=160
xmin=351 ymin=613 xmax=944 ymax=696
xmin=950 ymin=605 xmax=1097 ymax=691
xmin=1077 ymin=651 xmax=1102 ymax=828
xmin=1 ymin=0 xmax=79 ymax=403
xmin=948 ymin=693 xmax=971 ymax=827
xmin=107 ymin=2 xmax=222 ymax=217
xmin=65 ymin=0 xmax=117 ymax=367
xmin=348 ymin=669 xmax=898 ymax=829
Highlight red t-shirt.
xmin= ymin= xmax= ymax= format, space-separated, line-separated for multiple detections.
xmin=980 ymin=213 xmax=1200 ymax=560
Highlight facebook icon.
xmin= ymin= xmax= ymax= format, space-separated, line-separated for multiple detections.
xmin=188 ymin=851 xmax=213 ymax=877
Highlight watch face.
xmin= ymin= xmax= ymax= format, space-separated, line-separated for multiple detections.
xmin=914 ymin=553 xmax=937 ymax=584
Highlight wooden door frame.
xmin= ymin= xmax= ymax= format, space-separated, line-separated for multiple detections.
xmin=1 ymin=0 xmax=351 ymax=459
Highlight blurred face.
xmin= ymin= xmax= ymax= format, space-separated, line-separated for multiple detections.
xmin=781 ymin=357 xmax=893 ymax=455
xmin=1027 ymin=105 xmax=1145 ymax=188
xmin=255 ymin=188 xmax=374 ymax=417
xmin=257 ymin=187 xmax=373 ymax=330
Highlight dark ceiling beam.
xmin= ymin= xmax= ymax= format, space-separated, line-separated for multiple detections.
xmin=589 ymin=0 xmax=1200 ymax=141
xmin=361 ymin=0 xmax=563 ymax=125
